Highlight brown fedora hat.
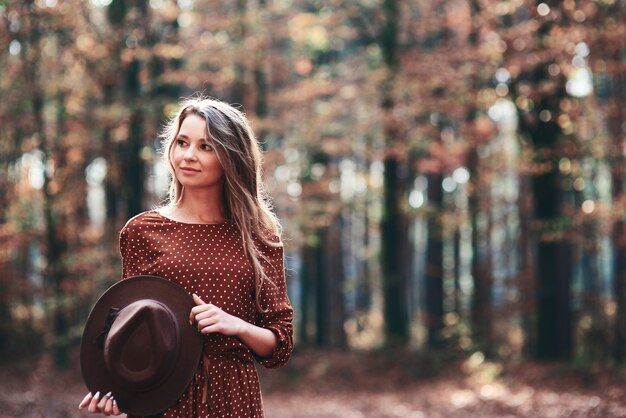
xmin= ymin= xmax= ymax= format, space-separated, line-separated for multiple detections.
xmin=80 ymin=276 xmax=203 ymax=416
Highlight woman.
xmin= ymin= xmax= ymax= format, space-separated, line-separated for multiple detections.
xmin=79 ymin=97 xmax=294 ymax=417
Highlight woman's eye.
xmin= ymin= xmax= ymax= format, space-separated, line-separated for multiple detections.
xmin=176 ymin=139 xmax=187 ymax=146
xmin=201 ymin=143 xmax=214 ymax=151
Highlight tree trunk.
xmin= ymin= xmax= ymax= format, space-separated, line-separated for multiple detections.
xmin=125 ymin=101 xmax=146 ymax=218
xmin=314 ymin=228 xmax=329 ymax=346
xmin=522 ymin=84 xmax=573 ymax=360
xmin=299 ymin=228 xmax=332 ymax=347
xmin=468 ymin=148 xmax=494 ymax=356
xmin=518 ymin=174 xmax=536 ymax=358
xmin=613 ymin=220 xmax=626 ymax=362
xmin=609 ymin=47 xmax=626 ymax=362
xmin=231 ymin=0 xmax=247 ymax=105
xmin=101 ymin=87 xmax=122 ymax=235
xmin=299 ymin=239 xmax=314 ymax=344
xmin=107 ymin=1 xmax=148 ymax=219
xmin=381 ymin=157 xmax=410 ymax=346
xmin=464 ymin=0 xmax=495 ymax=358
xmin=504 ymin=2 xmax=575 ymax=359
xmin=425 ymin=169 xmax=444 ymax=349
xmin=326 ymin=216 xmax=347 ymax=348
xmin=379 ymin=0 xmax=409 ymax=347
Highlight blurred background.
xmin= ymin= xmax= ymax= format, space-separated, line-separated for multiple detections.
xmin=1 ymin=0 xmax=626 ymax=417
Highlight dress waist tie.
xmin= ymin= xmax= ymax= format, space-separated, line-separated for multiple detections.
xmin=200 ymin=349 xmax=255 ymax=408
xmin=202 ymin=355 xmax=210 ymax=405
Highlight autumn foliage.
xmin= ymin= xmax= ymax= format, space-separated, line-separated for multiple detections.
xmin=0 ymin=0 xmax=625 ymax=373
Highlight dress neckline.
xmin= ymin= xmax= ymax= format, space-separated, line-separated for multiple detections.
xmin=151 ymin=210 xmax=230 ymax=226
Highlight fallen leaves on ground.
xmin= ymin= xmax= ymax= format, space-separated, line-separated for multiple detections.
xmin=2 ymin=348 xmax=626 ymax=417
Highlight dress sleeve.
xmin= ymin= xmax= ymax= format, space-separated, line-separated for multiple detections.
xmin=119 ymin=218 xmax=149 ymax=279
xmin=254 ymin=240 xmax=294 ymax=369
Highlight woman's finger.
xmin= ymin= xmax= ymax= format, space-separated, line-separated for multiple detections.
xmin=192 ymin=293 xmax=206 ymax=305
xmin=190 ymin=300 xmax=216 ymax=324
xmin=103 ymin=395 xmax=114 ymax=416
xmin=87 ymin=391 xmax=100 ymax=413
xmin=112 ymin=399 xmax=121 ymax=415
xmin=189 ymin=294 xmax=206 ymax=318
xmin=78 ymin=392 xmax=93 ymax=409
xmin=198 ymin=316 xmax=218 ymax=329
xmin=97 ymin=391 xmax=111 ymax=411
xmin=194 ymin=309 xmax=218 ymax=322
xmin=190 ymin=304 xmax=211 ymax=316
xmin=189 ymin=300 xmax=206 ymax=323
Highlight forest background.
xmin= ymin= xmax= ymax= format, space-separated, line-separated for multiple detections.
xmin=1 ymin=0 xmax=626 ymax=417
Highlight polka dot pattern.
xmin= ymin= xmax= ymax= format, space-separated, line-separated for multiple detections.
xmin=119 ymin=211 xmax=294 ymax=418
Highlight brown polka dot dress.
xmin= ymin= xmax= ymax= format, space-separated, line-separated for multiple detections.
xmin=119 ymin=211 xmax=294 ymax=418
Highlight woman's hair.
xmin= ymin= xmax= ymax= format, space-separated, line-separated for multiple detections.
xmin=161 ymin=96 xmax=282 ymax=312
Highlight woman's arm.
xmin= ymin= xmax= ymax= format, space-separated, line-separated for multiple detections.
xmin=190 ymin=294 xmax=278 ymax=358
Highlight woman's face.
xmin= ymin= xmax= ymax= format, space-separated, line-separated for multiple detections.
xmin=172 ymin=113 xmax=224 ymax=192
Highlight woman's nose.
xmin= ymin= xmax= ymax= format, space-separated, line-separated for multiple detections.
xmin=183 ymin=145 xmax=198 ymax=160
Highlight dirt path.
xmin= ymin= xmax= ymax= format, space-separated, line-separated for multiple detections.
xmin=1 ymin=349 xmax=625 ymax=417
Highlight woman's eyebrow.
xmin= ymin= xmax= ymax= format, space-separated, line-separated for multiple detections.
xmin=177 ymin=133 xmax=209 ymax=141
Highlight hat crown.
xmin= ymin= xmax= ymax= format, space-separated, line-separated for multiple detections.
xmin=104 ymin=299 xmax=180 ymax=392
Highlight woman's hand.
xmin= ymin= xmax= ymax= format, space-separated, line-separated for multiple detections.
xmin=189 ymin=294 xmax=278 ymax=358
xmin=190 ymin=294 xmax=244 ymax=336
xmin=78 ymin=391 xmax=121 ymax=416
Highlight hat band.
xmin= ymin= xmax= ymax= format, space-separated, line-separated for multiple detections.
xmin=95 ymin=307 xmax=121 ymax=349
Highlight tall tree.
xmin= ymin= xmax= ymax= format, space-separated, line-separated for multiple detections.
xmin=465 ymin=0 xmax=496 ymax=356
xmin=21 ymin=0 xmax=71 ymax=367
xmin=516 ymin=57 xmax=573 ymax=361
xmin=595 ymin=0 xmax=626 ymax=362
xmin=379 ymin=0 xmax=410 ymax=346
xmin=117 ymin=0 xmax=149 ymax=218
xmin=15 ymin=0 xmax=99 ymax=366
xmin=424 ymin=135 xmax=444 ymax=349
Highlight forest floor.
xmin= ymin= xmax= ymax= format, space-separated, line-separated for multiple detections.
xmin=1 ymin=348 xmax=626 ymax=418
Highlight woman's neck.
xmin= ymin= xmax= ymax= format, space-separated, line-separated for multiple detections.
xmin=167 ymin=189 xmax=226 ymax=224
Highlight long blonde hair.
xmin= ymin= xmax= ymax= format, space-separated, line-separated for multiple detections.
xmin=161 ymin=97 xmax=282 ymax=311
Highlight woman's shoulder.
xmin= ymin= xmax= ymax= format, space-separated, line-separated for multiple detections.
xmin=253 ymin=224 xmax=284 ymax=254
xmin=121 ymin=210 xmax=163 ymax=233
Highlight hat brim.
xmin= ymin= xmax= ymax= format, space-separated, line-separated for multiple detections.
xmin=80 ymin=276 xmax=203 ymax=416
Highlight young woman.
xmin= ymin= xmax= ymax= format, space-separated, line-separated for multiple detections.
xmin=79 ymin=97 xmax=294 ymax=417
